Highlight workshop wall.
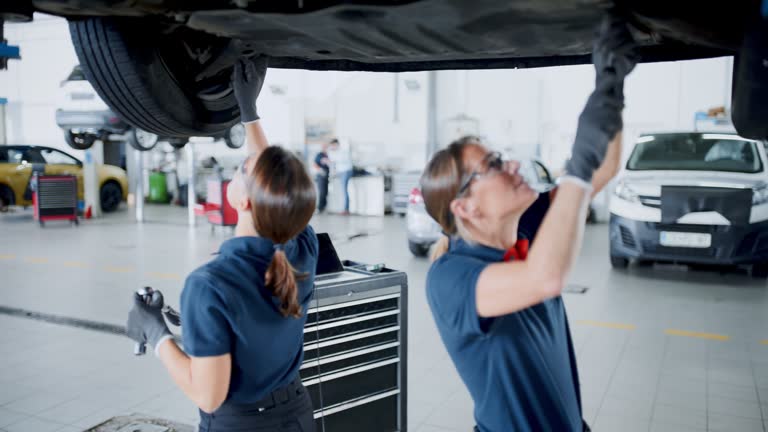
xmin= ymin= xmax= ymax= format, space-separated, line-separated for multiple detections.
xmin=1 ymin=14 xmax=78 ymax=153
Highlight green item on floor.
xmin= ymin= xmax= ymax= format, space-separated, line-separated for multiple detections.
xmin=148 ymin=171 xmax=169 ymax=203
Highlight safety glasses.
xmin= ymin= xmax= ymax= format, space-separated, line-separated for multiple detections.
xmin=456 ymin=151 xmax=505 ymax=198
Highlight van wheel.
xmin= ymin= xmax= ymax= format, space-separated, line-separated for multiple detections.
xmin=127 ymin=128 xmax=159 ymax=151
xmin=65 ymin=131 xmax=96 ymax=150
xmin=610 ymin=255 xmax=629 ymax=269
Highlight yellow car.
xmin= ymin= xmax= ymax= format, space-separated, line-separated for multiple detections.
xmin=0 ymin=145 xmax=128 ymax=212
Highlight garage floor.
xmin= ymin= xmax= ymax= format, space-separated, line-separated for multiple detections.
xmin=2 ymin=206 xmax=768 ymax=432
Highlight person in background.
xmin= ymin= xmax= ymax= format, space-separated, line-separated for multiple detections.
xmin=328 ymin=139 xmax=353 ymax=215
xmin=314 ymin=139 xmax=333 ymax=213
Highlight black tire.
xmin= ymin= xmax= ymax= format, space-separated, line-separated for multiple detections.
xmin=408 ymin=241 xmax=431 ymax=257
xmin=167 ymin=138 xmax=189 ymax=149
xmin=126 ymin=128 xmax=159 ymax=151
xmin=224 ymin=123 xmax=246 ymax=149
xmin=69 ymin=18 xmax=239 ymax=137
xmin=751 ymin=262 xmax=768 ymax=279
xmin=0 ymin=185 xmax=14 ymax=210
xmin=64 ymin=131 xmax=95 ymax=150
xmin=610 ymin=255 xmax=629 ymax=269
xmin=100 ymin=181 xmax=122 ymax=213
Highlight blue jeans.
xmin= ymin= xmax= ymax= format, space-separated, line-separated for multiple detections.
xmin=339 ymin=170 xmax=353 ymax=212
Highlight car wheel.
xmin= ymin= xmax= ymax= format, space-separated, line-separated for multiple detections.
xmin=224 ymin=123 xmax=246 ymax=149
xmin=408 ymin=241 xmax=431 ymax=257
xmin=167 ymin=138 xmax=189 ymax=150
xmin=126 ymin=128 xmax=159 ymax=151
xmin=0 ymin=185 xmax=15 ymax=211
xmin=69 ymin=18 xmax=240 ymax=137
xmin=751 ymin=262 xmax=768 ymax=279
xmin=100 ymin=181 xmax=122 ymax=213
xmin=610 ymin=255 xmax=629 ymax=269
xmin=64 ymin=131 xmax=95 ymax=150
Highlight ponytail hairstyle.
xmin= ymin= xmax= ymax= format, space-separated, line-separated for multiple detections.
xmin=420 ymin=136 xmax=481 ymax=260
xmin=247 ymin=146 xmax=317 ymax=318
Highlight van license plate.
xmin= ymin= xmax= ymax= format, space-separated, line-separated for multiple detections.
xmin=659 ymin=231 xmax=711 ymax=248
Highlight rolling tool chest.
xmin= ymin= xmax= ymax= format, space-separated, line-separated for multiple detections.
xmin=303 ymin=234 xmax=408 ymax=432
xmin=33 ymin=174 xmax=79 ymax=226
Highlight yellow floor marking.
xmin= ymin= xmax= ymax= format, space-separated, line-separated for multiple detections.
xmin=105 ymin=266 xmax=133 ymax=273
xmin=147 ymin=272 xmax=182 ymax=281
xmin=760 ymin=340 xmax=768 ymax=345
xmin=24 ymin=257 xmax=48 ymax=264
xmin=64 ymin=261 xmax=89 ymax=268
xmin=665 ymin=329 xmax=730 ymax=341
xmin=575 ymin=320 xmax=636 ymax=330
xmin=0 ymin=254 xmax=16 ymax=260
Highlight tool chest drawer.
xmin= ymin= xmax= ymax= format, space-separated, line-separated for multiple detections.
xmin=302 ymin=269 xmax=407 ymax=432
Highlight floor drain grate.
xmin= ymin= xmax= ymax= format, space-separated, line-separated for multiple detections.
xmin=86 ymin=415 xmax=194 ymax=432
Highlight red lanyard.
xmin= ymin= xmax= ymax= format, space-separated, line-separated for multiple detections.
xmin=503 ymin=238 xmax=529 ymax=262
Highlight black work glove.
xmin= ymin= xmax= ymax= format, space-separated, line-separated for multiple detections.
xmin=565 ymin=10 xmax=637 ymax=184
xmin=126 ymin=290 xmax=173 ymax=356
xmin=232 ymin=56 xmax=268 ymax=123
xmin=163 ymin=305 xmax=181 ymax=327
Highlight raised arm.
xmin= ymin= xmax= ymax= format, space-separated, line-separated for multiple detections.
xmin=232 ymin=56 xmax=270 ymax=159
xmin=590 ymin=131 xmax=622 ymax=197
xmin=476 ymin=11 xmax=637 ymax=318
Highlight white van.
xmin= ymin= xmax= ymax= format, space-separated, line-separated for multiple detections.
xmin=609 ymin=132 xmax=768 ymax=277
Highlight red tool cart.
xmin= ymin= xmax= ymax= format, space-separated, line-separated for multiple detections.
xmin=33 ymin=174 xmax=79 ymax=227
xmin=194 ymin=179 xmax=238 ymax=231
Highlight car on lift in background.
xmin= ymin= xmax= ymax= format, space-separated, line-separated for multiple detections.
xmin=609 ymin=132 xmax=768 ymax=277
xmin=406 ymin=158 xmax=554 ymax=257
xmin=3 ymin=1 xmax=765 ymax=143
xmin=56 ymin=65 xmax=246 ymax=152
xmin=0 ymin=145 xmax=128 ymax=212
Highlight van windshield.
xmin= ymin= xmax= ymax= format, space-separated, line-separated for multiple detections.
xmin=627 ymin=134 xmax=763 ymax=173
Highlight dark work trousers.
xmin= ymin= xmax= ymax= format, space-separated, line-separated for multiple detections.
xmin=199 ymin=379 xmax=316 ymax=432
xmin=316 ymin=174 xmax=329 ymax=212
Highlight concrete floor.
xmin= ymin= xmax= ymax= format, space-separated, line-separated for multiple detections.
xmin=2 ymin=205 xmax=768 ymax=432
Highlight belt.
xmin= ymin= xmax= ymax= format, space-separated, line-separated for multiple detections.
xmin=251 ymin=378 xmax=305 ymax=412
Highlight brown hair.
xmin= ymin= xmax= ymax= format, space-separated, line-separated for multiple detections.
xmin=248 ymin=146 xmax=317 ymax=317
xmin=420 ymin=136 xmax=480 ymax=260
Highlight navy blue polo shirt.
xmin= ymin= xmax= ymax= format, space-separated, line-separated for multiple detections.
xmin=180 ymin=225 xmax=318 ymax=404
xmin=425 ymin=192 xmax=584 ymax=431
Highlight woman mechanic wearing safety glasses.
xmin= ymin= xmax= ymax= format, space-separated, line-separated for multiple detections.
xmin=125 ymin=57 xmax=320 ymax=432
xmin=419 ymin=13 xmax=637 ymax=431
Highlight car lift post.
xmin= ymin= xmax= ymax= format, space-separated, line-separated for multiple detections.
xmin=185 ymin=142 xmax=196 ymax=227
xmin=83 ymin=141 xmax=104 ymax=218
xmin=134 ymin=148 xmax=144 ymax=223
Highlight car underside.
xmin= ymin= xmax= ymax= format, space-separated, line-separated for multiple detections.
xmin=4 ymin=0 xmax=766 ymax=139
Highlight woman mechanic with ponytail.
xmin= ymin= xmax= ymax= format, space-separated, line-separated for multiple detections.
xmin=125 ymin=56 xmax=319 ymax=432
xmin=420 ymin=13 xmax=636 ymax=432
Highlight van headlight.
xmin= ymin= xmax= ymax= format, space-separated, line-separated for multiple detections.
xmin=753 ymin=183 xmax=768 ymax=206
xmin=614 ymin=181 xmax=639 ymax=203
